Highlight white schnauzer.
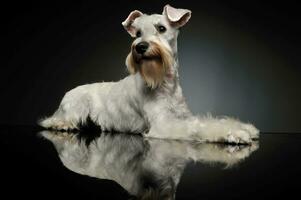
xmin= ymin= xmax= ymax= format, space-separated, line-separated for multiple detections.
xmin=39 ymin=5 xmax=259 ymax=144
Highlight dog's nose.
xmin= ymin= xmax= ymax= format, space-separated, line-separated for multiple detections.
xmin=135 ymin=42 xmax=149 ymax=54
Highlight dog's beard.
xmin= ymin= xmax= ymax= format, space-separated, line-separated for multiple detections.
xmin=126 ymin=42 xmax=173 ymax=89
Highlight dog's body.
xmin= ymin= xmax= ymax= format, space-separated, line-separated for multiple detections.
xmin=47 ymin=72 xmax=189 ymax=133
xmin=40 ymin=5 xmax=259 ymax=144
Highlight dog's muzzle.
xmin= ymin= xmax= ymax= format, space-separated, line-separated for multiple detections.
xmin=127 ymin=40 xmax=173 ymax=89
xmin=132 ymin=42 xmax=162 ymax=64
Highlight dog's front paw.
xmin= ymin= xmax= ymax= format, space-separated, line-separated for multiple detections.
xmin=224 ymin=123 xmax=259 ymax=144
xmin=216 ymin=119 xmax=259 ymax=144
xmin=225 ymin=128 xmax=253 ymax=144
xmin=241 ymin=123 xmax=259 ymax=139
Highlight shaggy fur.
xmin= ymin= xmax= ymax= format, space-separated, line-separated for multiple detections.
xmin=39 ymin=5 xmax=259 ymax=144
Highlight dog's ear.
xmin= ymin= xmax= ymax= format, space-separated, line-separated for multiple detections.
xmin=122 ymin=10 xmax=143 ymax=37
xmin=163 ymin=4 xmax=191 ymax=28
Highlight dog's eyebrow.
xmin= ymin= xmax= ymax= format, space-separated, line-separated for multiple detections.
xmin=154 ymin=23 xmax=164 ymax=27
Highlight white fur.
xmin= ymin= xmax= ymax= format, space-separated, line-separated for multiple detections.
xmin=39 ymin=5 xmax=259 ymax=144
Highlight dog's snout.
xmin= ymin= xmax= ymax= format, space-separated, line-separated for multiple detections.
xmin=135 ymin=42 xmax=149 ymax=54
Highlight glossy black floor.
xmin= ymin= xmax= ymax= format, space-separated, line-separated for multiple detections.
xmin=1 ymin=125 xmax=300 ymax=200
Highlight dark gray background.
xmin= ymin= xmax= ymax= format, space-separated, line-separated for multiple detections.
xmin=3 ymin=1 xmax=301 ymax=132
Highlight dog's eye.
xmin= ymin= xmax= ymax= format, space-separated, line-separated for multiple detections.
xmin=157 ymin=25 xmax=166 ymax=33
xmin=136 ymin=30 xmax=142 ymax=37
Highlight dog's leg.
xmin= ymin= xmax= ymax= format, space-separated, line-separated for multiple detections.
xmin=196 ymin=116 xmax=259 ymax=143
xmin=39 ymin=87 xmax=90 ymax=131
xmin=145 ymin=115 xmax=259 ymax=144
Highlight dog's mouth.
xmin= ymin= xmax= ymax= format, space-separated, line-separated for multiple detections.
xmin=141 ymin=55 xmax=161 ymax=61
xmin=133 ymin=53 xmax=162 ymax=64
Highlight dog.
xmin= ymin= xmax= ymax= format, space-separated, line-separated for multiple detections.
xmin=40 ymin=130 xmax=258 ymax=199
xmin=39 ymin=5 xmax=259 ymax=144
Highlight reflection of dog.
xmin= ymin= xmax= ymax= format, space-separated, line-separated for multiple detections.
xmin=40 ymin=130 xmax=258 ymax=199
xmin=39 ymin=5 xmax=259 ymax=144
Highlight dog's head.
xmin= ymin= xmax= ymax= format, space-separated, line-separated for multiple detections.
xmin=122 ymin=5 xmax=191 ymax=89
